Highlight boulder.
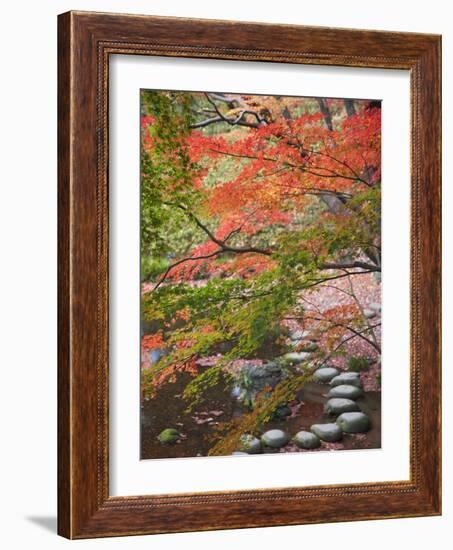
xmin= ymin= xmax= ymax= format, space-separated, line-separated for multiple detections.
xmin=232 ymin=362 xmax=284 ymax=407
xmin=336 ymin=412 xmax=371 ymax=433
xmin=158 ymin=428 xmax=180 ymax=444
xmin=327 ymin=384 xmax=364 ymax=400
xmin=326 ymin=398 xmax=360 ymax=415
xmin=310 ymin=423 xmax=342 ymax=442
xmin=261 ymin=429 xmax=290 ymax=448
xmin=330 ymin=372 xmax=362 ymax=388
xmin=272 ymin=404 xmax=292 ymax=419
xmin=313 ymin=367 xmax=340 ymax=383
xmin=237 ymin=434 xmax=262 ymax=454
xmin=293 ymin=431 xmax=321 ymax=449
xmin=244 ymin=362 xmax=281 ymax=379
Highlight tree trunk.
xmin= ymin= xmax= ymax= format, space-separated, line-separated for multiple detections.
xmin=344 ymin=99 xmax=356 ymax=117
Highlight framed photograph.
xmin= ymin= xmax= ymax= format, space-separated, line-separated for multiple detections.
xmin=58 ymin=11 xmax=441 ymax=538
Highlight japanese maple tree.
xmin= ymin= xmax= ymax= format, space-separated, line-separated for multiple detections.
xmin=140 ymin=90 xmax=381 ymax=452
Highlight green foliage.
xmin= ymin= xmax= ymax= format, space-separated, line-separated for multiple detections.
xmin=141 ymin=256 xmax=169 ymax=282
xmin=376 ymin=371 xmax=382 ymax=387
xmin=182 ymin=365 xmax=227 ymax=410
xmin=347 ymin=356 xmax=369 ymax=372
xmin=140 ymin=90 xmax=201 ymax=257
xmin=208 ymin=372 xmax=311 ymax=456
xmin=139 ymin=91 xmax=382 ymax=449
xmin=157 ymin=428 xmax=180 ymax=444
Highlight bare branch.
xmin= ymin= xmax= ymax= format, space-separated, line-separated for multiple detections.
xmin=163 ymin=202 xmax=272 ymax=256
xmin=153 ymin=249 xmax=225 ymax=291
xmin=321 ymin=261 xmax=380 ymax=272
xmin=190 ymin=94 xmax=267 ymax=129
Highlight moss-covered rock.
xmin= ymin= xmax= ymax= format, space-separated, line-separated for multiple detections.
xmin=158 ymin=428 xmax=180 ymax=444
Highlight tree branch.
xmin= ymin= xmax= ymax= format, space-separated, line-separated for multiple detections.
xmin=153 ymin=249 xmax=226 ymax=291
xmin=190 ymin=94 xmax=266 ymax=129
xmin=163 ymin=202 xmax=272 ymax=256
xmin=321 ymin=261 xmax=380 ymax=272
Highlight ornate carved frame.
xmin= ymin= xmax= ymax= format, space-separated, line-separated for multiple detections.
xmin=58 ymin=11 xmax=441 ymax=538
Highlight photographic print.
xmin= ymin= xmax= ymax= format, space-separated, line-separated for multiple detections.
xmin=140 ymin=90 xmax=382 ymax=459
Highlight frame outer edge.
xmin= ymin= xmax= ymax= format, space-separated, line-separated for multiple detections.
xmin=427 ymin=36 xmax=441 ymax=515
xmin=57 ymin=11 xmax=73 ymax=539
xmin=57 ymin=10 xmax=442 ymax=538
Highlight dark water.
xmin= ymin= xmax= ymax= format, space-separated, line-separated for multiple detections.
xmin=140 ymin=371 xmax=381 ymax=460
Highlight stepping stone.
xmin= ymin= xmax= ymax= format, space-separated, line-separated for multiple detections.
xmin=300 ymin=342 xmax=318 ymax=352
xmin=237 ymin=434 xmax=262 ymax=454
xmin=313 ymin=367 xmax=339 ymax=383
xmin=327 ymin=384 xmax=364 ymax=400
xmin=158 ymin=428 xmax=180 ymax=444
xmin=283 ymin=352 xmax=311 ymax=365
xmin=330 ymin=372 xmax=362 ymax=388
xmin=364 ymin=308 xmax=376 ymax=318
xmin=290 ymin=330 xmax=310 ymax=341
xmin=336 ymin=412 xmax=371 ymax=433
xmin=311 ymin=423 xmax=342 ymax=442
xmin=326 ymin=398 xmax=360 ymax=415
xmin=293 ymin=431 xmax=321 ymax=449
xmin=261 ymin=429 xmax=290 ymax=448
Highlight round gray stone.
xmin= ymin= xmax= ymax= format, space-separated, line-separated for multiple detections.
xmin=336 ymin=412 xmax=371 ymax=433
xmin=327 ymin=384 xmax=364 ymax=400
xmin=237 ymin=434 xmax=262 ymax=454
xmin=310 ymin=423 xmax=342 ymax=442
xmin=330 ymin=372 xmax=362 ymax=388
xmin=363 ymin=308 xmax=376 ymax=319
xmin=293 ymin=431 xmax=321 ymax=449
xmin=326 ymin=398 xmax=360 ymax=415
xmin=283 ymin=352 xmax=311 ymax=364
xmin=313 ymin=367 xmax=340 ymax=383
xmin=261 ymin=429 xmax=290 ymax=448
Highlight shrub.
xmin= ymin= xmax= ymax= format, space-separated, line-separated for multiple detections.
xmin=347 ymin=356 xmax=369 ymax=372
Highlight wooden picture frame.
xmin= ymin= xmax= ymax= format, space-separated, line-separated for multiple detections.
xmin=58 ymin=10 xmax=441 ymax=539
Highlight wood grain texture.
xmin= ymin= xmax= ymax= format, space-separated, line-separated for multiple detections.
xmin=57 ymin=10 xmax=441 ymax=539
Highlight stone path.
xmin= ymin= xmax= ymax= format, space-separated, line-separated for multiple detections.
xmin=233 ymin=362 xmax=373 ymax=453
xmin=308 ymin=366 xmax=371 ymax=442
